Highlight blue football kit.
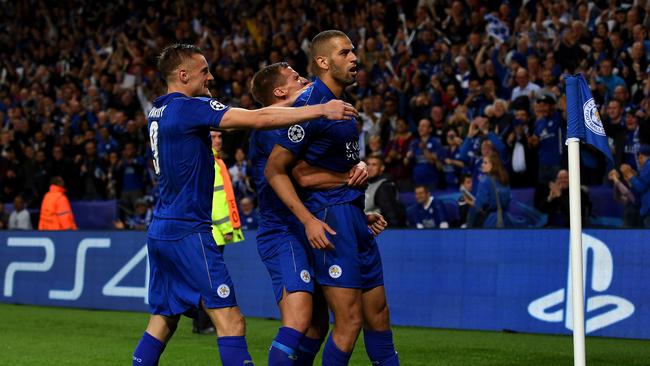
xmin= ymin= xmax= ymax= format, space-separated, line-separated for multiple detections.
xmin=276 ymin=78 xmax=384 ymax=289
xmin=249 ymin=128 xmax=314 ymax=302
xmin=146 ymin=93 xmax=237 ymax=316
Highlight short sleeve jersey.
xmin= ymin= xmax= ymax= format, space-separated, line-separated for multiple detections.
xmin=146 ymin=92 xmax=230 ymax=240
xmin=276 ymin=78 xmax=364 ymax=212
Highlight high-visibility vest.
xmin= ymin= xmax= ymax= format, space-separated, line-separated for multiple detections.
xmin=38 ymin=185 xmax=78 ymax=230
xmin=212 ymin=148 xmax=244 ymax=245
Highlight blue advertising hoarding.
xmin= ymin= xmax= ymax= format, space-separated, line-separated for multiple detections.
xmin=1 ymin=230 xmax=648 ymax=339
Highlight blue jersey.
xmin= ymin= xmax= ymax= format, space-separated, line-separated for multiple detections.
xmin=276 ymin=78 xmax=364 ymax=212
xmin=248 ymin=129 xmax=292 ymax=227
xmin=146 ymin=93 xmax=229 ymax=240
xmin=534 ymin=113 xmax=565 ymax=166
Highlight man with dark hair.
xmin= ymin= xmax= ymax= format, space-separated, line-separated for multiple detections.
xmin=407 ymin=185 xmax=449 ymax=229
xmin=250 ymin=62 xmax=372 ymax=365
xmin=133 ymin=43 xmax=357 ymax=366
xmin=266 ymin=31 xmax=400 ymax=366
xmin=364 ymin=156 xmax=406 ymax=227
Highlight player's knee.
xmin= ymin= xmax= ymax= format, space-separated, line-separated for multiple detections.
xmin=336 ymin=310 xmax=363 ymax=334
xmin=366 ymin=302 xmax=391 ymax=331
xmin=284 ymin=314 xmax=311 ymax=334
xmin=224 ymin=312 xmax=246 ymax=336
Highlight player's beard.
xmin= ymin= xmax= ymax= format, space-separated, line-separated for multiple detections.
xmin=331 ymin=61 xmax=356 ymax=87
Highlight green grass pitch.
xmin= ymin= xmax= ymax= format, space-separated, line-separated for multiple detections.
xmin=0 ymin=304 xmax=648 ymax=365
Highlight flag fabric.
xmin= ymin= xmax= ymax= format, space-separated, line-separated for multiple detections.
xmin=485 ymin=14 xmax=510 ymax=43
xmin=565 ymin=74 xmax=615 ymax=167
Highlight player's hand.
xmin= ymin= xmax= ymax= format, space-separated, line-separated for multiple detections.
xmin=322 ymin=100 xmax=359 ymax=120
xmin=367 ymin=213 xmax=387 ymax=236
xmin=348 ymin=161 xmax=368 ymax=187
xmin=304 ymin=217 xmax=336 ymax=250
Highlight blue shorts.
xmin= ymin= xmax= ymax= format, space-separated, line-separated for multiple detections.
xmin=312 ymin=203 xmax=384 ymax=289
xmin=257 ymin=223 xmax=314 ymax=303
xmin=147 ymin=232 xmax=237 ymax=317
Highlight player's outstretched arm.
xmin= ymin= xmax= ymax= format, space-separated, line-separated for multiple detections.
xmin=219 ymin=100 xmax=358 ymax=130
xmin=265 ymin=145 xmax=336 ymax=250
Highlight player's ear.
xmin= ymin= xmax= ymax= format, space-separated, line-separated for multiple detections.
xmin=315 ymin=55 xmax=329 ymax=71
xmin=273 ymin=87 xmax=287 ymax=99
xmin=179 ymin=68 xmax=189 ymax=84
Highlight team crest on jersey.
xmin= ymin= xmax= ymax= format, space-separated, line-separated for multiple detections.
xmin=210 ymin=100 xmax=226 ymax=111
xmin=288 ymin=125 xmax=305 ymax=143
xmin=328 ymin=265 xmax=342 ymax=279
xmin=583 ymin=98 xmax=605 ymax=136
xmin=300 ymin=269 xmax=311 ymax=283
xmin=217 ymin=284 xmax=230 ymax=298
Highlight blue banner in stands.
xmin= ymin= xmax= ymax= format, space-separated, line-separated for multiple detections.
xmin=0 ymin=230 xmax=648 ymax=339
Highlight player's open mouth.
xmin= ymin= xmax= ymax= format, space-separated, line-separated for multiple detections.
xmin=349 ymin=66 xmax=358 ymax=75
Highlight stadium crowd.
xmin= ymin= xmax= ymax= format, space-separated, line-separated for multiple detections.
xmin=1 ymin=0 xmax=650 ymax=229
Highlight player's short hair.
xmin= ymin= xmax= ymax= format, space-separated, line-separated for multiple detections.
xmin=414 ymin=184 xmax=429 ymax=193
xmin=50 ymin=176 xmax=65 ymax=187
xmin=310 ymin=30 xmax=349 ymax=75
xmin=157 ymin=44 xmax=203 ymax=83
xmin=250 ymin=62 xmax=290 ymax=106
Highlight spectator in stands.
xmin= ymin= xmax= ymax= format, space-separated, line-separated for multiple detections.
xmin=119 ymin=142 xmax=147 ymax=212
xmin=8 ymin=195 xmax=32 ymax=230
xmin=384 ymin=117 xmax=414 ymax=191
xmin=608 ymin=169 xmax=642 ymax=228
xmin=228 ymin=148 xmax=254 ymax=200
xmin=124 ymin=198 xmax=152 ymax=230
xmin=536 ymin=169 xmax=591 ymax=227
xmin=506 ymin=117 xmax=537 ymax=188
xmin=76 ymin=140 xmax=107 ymax=200
xmin=457 ymin=174 xmax=474 ymax=228
xmin=442 ymin=128 xmax=465 ymax=189
xmin=529 ymin=94 xmax=564 ymax=184
xmin=366 ymin=134 xmax=384 ymax=159
xmin=406 ymin=118 xmax=445 ymax=190
xmin=466 ymin=152 xmax=512 ymax=228
xmin=239 ymin=197 xmax=258 ymax=230
xmin=0 ymin=203 xmax=8 ymax=230
xmin=511 ymin=68 xmax=542 ymax=103
xmin=598 ymin=58 xmax=627 ymax=100
xmin=407 ymin=185 xmax=449 ymax=229
xmin=365 ymin=156 xmax=406 ymax=228
xmin=620 ymin=145 xmax=650 ymax=227
xmin=38 ymin=176 xmax=77 ymax=231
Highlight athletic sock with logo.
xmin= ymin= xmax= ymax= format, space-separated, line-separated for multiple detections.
xmin=132 ymin=331 xmax=165 ymax=366
xmin=322 ymin=333 xmax=352 ymax=366
xmin=363 ymin=329 xmax=399 ymax=366
xmin=295 ymin=336 xmax=324 ymax=365
xmin=217 ymin=336 xmax=254 ymax=366
xmin=268 ymin=326 xmax=304 ymax=365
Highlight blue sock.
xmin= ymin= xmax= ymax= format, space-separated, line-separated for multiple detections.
xmin=217 ymin=336 xmax=254 ymax=366
xmin=363 ymin=329 xmax=399 ymax=365
xmin=295 ymin=336 xmax=324 ymax=365
xmin=268 ymin=326 xmax=304 ymax=365
xmin=133 ymin=332 xmax=165 ymax=366
xmin=322 ymin=333 xmax=351 ymax=366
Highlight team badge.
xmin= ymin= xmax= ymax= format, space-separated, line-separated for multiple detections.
xmin=583 ymin=98 xmax=605 ymax=136
xmin=288 ymin=125 xmax=305 ymax=143
xmin=210 ymin=100 xmax=226 ymax=111
xmin=300 ymin=270 xmax=311 ymax=283
xmin=328 ymin=265 xmax=342 ymax=279
xmin=217 ymin=284 xmax=230 ymax=298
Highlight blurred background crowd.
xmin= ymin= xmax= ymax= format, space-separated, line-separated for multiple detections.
xmin=1 ymin=0 xmax=650 ymax=230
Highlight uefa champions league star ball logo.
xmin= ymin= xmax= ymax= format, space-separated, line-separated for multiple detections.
xmin=288 ymin=125 xmax=305 ymax=143
xmin=217 ymin=284 xmax=230 ymax=298
xmin=300 ymin=270 xmax=311 ymax=283
xmin=583 ymin=98 xmax=606 ymax=136
xmin=328 ymin=265 xmax=342 ymax=279
xmin=210 ymin=100 xmax=226 ymax=111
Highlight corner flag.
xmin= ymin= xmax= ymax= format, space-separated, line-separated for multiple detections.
xmin=566 ymin=74 xmax=614 ymax=166
xmin=564 ymin=73 xmax=614 ymax=366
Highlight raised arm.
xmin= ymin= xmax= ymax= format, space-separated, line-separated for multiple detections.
xmin=219 ymin=100 xmax=358 ymax=130
xmin=265 ymin=145 xmax=336 ymax=249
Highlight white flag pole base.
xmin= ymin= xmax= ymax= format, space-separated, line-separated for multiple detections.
xmin=567 ymin=138 xmax=586 ymax=366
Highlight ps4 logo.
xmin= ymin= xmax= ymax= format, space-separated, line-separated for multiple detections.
xmin=528 ymin=233 xmax=634 ymax=333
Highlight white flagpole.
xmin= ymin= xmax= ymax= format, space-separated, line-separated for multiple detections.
xmin=566 ymin=137 xmax=586 ymax=366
